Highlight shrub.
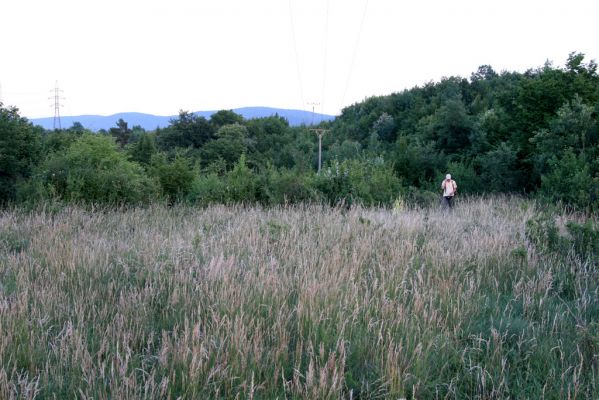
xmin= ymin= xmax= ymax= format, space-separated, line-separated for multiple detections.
xmin=314 ymin=157 xmax=402 ymax=206
xmin=566 ymin=219 xmax=599 ymax=261
xmin=0 ymin=104 xmax=42 ymax=203
xmin=540 ymin=150 xmax=595 ymax=210
xmin=25 ymin=134 xmax=158 ymax=205
xmin=224 ymin=154 xmax=257 ymax=203
xmin=149 ymin=153 xmax=196 ymax=202
xmin=187 ymin=173 xmax=227 ymax=206
xmin=257 ymin=166 xmax=319 ymax=205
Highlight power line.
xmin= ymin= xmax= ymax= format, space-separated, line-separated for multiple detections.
xmin=321 ymin=0 xmax=330 ymax=116
xmin=341 ymin=0 xmax=369 ymax=109
xmin=288 ymin=0 xmax=305 ymax=109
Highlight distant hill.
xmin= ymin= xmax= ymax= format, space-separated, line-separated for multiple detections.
xmin=29 ymin=107 xmax=335 ymax=131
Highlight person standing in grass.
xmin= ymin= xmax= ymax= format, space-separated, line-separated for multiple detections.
xmin=441 ymin=174 xmax=457 ymax=209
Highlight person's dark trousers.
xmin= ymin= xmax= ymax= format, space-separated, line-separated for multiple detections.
xmin=443 ymin=196 xmax=454 ymax=209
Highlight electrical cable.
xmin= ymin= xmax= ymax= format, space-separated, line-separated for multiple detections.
xmin=341 ymin=0 xmax=369 ymax=110
xmin=288 ymin=0 xmax=305 ymax=110
xmin=321 ymin=0 xmax=330 ymax=116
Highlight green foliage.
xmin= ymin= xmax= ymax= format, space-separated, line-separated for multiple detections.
xmin=477 ymin=142 xmax=521 ymax=192
xmin=540 ymin=150 xmax=595 ymax=209
xmin=246 ymin=116 xmax=291 ymax=168
xmin=314 ymin=157 xmax=402 ymax=206
xmin=109 ymin=118 xmax=132 ymax=148
xmin=28 ymin=134 xmax=158 ymax=205
xmin=565 ymin=219 xmax=599 ymax=261
xmin=188 ymin=172 xmax=227 ymax=206
xmin=224 ymin=154 xmax=257 ymax=203
xmin=159 ymin=110 xmax=214 ymax=150
xmin=531 ymin=95 xmax=595 ymax=177
xmin=371 ymin=112 xmax=396 ymax=142
xmin=42 ymin=127 xmax=86 ymax=154
xmin=188 ymin=155 xmax=257 ymax=205
xmin=209 ymin=109 xmax=244 ymax=129
xmin=128 ymin=132 xmax=157 ymax=165
xmin=526 ymin=211 xmax=598 ymax=262
xmin=327 ymin=140 xmax=362 ymax=162
xmin=445 ymin=159 xmax=481 ymax=195
xmin=257 ymin=166 xmax=318 ymax=205
xmin=0 ymin=227 xmax=30 ymax=253
xmin=0 ymin=104 xmax=42 ymax=204
xmin=525 ymin=212 xmax=567 ymax=254
xmin=200 ymin=123 xmax=249 ymax=169
xmin=149 ymin=153 xmax=196 ymax=202
xmin=425 ymin=97 xmax=473 ymax=153
xmin=391 ymin=137 xmax=445 ymax=186
xmin=401 ymin=186 xmax=441 ymax=208
xmin=6 ymin=52 xmax=599 ymax=210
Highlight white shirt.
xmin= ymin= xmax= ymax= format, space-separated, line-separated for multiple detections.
xmin=442 ymin=179 xmax=456 ymax=197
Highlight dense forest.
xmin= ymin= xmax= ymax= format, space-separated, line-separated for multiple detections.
xmin=2 ymin=52 xmax=598 ymax=211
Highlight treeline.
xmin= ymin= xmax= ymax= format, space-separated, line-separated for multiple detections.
xmin=1 ymin=52 xmax=598 ymax=210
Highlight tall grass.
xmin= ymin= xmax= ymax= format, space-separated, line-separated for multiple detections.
xmin=0 ymin=197 xmax=597 ymax=399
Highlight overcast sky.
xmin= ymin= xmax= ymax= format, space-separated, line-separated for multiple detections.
xmin=1 ymin=0 xmax=598 ymax=119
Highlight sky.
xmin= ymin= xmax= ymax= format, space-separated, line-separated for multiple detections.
xmin=1 ymin=0 xmax=598 ymax=119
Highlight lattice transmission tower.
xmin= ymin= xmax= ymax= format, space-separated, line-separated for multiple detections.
xmin=50 ymin=81 xmax=64 ymax=129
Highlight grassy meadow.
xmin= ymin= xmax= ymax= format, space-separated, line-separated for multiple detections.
xmin=0 ymin=198 xmax=597 ymax=399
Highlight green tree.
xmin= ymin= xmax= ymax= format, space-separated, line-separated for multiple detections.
xmin=210 ymin=109 xmax=244 ymax=129
xmin=42 ymin=122 xmax=89 ymax=155
xmin=477 ymin=142 xmax=521 ymax=192
xmin=32 ymin=134 xmax=158 ymax=204
xmin=225 ymin=154 xmax=257 ymax=203
xmin=149 ymin=153 xmax=195 ymax=202
xmin=541 ymin=149 xmax=595 ymax=209
xmin=246 ymin=116 xmax=291 ymax=167
xmin=423 ymin=97 xmax=473 ymax=153
xmin=109 ymin=118 xmax=132 ymax=148
xmin=159 ymin=111 xmax=214 ymax=150
xmin=128 ymin=132 xmax=157 ymax=165
xmin=0 ymin=104 xmax=42 ymax=203
xmin=371 ymin=112 xmax=396 ymax=142
xmin=200 ymin=123 xmax=249 ymax=169
xmin=531 ymin=95 xmax=595 ymax=177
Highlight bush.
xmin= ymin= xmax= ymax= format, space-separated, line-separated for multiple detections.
xmin=224 ymin=154 xmax=258 ymax=203
xmin=540 ymin=150 xmax=595 ymax=210
xmin=0 ymin=104 xmax=42 ymax=204
xmin=23 ymin=134 xmax=158 ymax=205
xmin=526 ymin=211 xmax=598 ymax=262
xmin=314 ymin=157 xmax=402 ymax=207
xmin=257 ymin=166 xmax=319 ymax=205
xmin=188 ymin=155 xmax=257 ymax=206
xmin=566 ymin=219 xmax=599 ymax=261
xmin=187 ymin=173 xmax=227 ymax=206
xmin=402 ymin=187 xmax=442 ymax=208
xmin=149 ymin=153 xmax=196 ymax=202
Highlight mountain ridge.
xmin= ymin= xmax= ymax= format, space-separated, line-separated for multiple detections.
xmin=29 ymin=107 xmax=335 ymax=131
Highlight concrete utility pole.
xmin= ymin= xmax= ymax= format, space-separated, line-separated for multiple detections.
xmin=307 ymin=101 xmax=328 ymax=173
xmin=309 ymin=128 xmax=329 ymax=173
